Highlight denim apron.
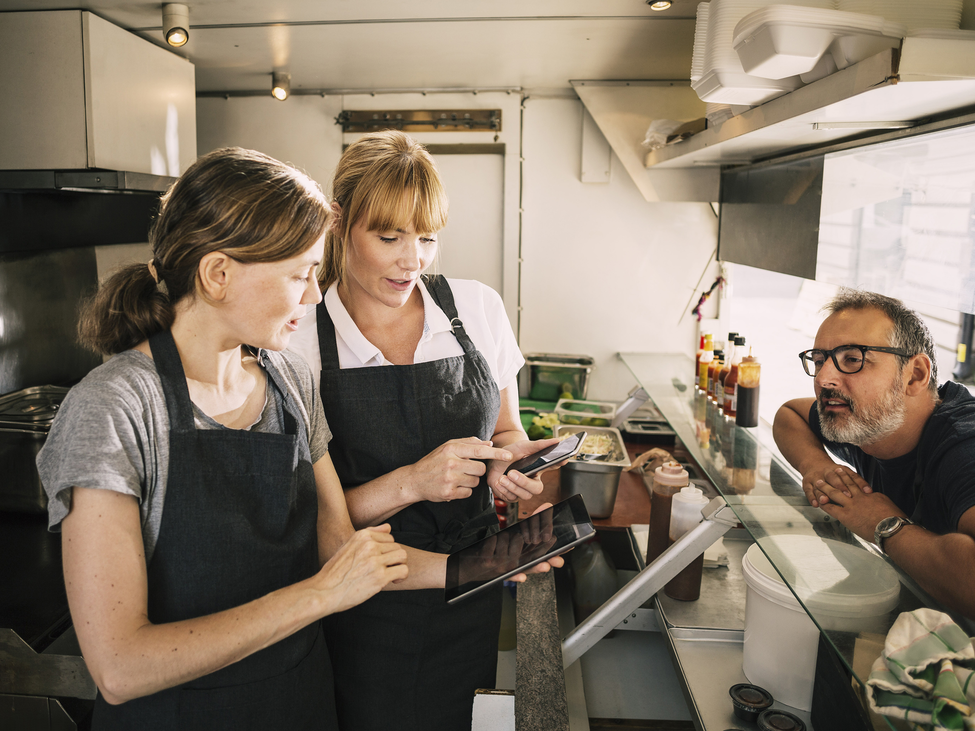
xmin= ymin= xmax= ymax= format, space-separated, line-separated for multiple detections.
xmin=318 ymin=275 xmax=503 ymax=731
xmin=91 ymin=330 xmax=337 ymax=731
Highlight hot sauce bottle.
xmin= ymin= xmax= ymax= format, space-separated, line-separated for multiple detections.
xmin=717 ymin=332 xmax=737 ymax=406
xmin=707 ymin=349 xmax=724 ymax=402
xmin=697 ymin=334 xmax=713 ymax=394
xmin=723 ymin=336 xmax=746 ymax=418
xmin=735 ymin=348 xmax=761 ymax=428
xmin=694 ymin=333 xmax=707 ymax=389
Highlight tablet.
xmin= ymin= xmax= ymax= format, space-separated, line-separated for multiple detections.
xmin=444 ymin=494 xmax=596 ymax=605
xmin=503 ymin=430 xmax=587 ymax=477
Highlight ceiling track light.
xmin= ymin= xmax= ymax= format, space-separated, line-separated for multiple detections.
xmin=163 ymin=3 xmax=190 ymax=47
xmin=648 ymin=1 xmax=673 ymax=9
xmin=272 ymin=72 xmax=291 ymax=101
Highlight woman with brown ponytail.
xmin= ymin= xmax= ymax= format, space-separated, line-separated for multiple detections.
xmin=36 ymin=147 xmax=407 ymax=731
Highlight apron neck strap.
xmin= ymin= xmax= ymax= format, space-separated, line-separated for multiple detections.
xmin=422 ymin=275 xmax=474 ymax=351
xmin=149 ymin=330 xmax=197 ymax=432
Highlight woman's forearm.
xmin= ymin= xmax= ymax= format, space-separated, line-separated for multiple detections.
xmin=64 ymin=489 xmax=333 ymax=704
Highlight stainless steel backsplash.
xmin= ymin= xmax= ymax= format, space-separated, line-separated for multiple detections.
xmin=0 ymin=248 xmax=103 ymax=395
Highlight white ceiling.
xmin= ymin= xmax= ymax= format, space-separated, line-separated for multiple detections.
xmin=0 ymin=0 xmax=700 ymax=93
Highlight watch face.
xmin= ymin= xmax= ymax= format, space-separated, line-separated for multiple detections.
xmin=877 ymin=516 xmax=902 ymax=537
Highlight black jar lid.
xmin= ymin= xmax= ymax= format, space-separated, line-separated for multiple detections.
xmin=729 ymin=683 xmax=773 ymax=711
xmin=729 ymin=683 xmax=773 ymax=721
xmin=757 ymin=708 xmax=807 ymax=731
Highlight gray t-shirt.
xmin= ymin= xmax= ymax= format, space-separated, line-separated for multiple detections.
xmin=37 ymin=347 xmax=331 ymax=563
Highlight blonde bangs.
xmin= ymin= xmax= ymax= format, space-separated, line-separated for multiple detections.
xmin=354 ymin=157 xmax=448 ymax=236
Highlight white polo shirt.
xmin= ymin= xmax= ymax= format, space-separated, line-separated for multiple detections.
xmin=288 ymin=278 xmax=524 ymax=392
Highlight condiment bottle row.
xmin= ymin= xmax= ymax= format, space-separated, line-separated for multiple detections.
xmin=695 ymin=330 xmax=761 ymax=428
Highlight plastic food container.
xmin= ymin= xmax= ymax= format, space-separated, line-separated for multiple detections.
xmin=741 ymin=535 xmax=900 ymax=711
xmin=555 ymin=425 xmax=631 ymax=519
xmin=732 ymin=6 xmax=906 ymax=79
xmin=518 ymin=353 xmax=593 ymax=402
xmin=554 ymin=398 xmax=617 ymax=427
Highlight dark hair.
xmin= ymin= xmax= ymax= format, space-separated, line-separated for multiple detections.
xmin=79 ymin=147 xmax=328 ymax=355
xmin=321 ymin=130 xmax=448 ymax=289
xmin=824 ymin=288 xmax=939 ymax=391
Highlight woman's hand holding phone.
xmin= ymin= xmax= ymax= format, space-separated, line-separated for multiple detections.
xmin=487 ymin=437 xmax=560 ymax=502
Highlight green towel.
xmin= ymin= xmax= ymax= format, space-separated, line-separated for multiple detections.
xmin=866 ymin=608 xmax=975 ymax=730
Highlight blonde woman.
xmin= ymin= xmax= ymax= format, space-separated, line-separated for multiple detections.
xmin=289 ymin=130 xmax=560 ymax=731
xmin=38 ymin=147 xmax=407 ymax=730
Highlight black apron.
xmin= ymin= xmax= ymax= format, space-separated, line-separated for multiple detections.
xmin=318 ymin=275 xmax=503 ymax=731
xmin=92 ymin=330 xmax=337 ymax=731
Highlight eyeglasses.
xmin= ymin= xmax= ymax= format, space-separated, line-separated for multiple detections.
xmin=798 ymin=344 xmax=913 ymax=376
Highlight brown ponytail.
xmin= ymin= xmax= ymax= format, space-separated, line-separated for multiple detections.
xmin=78 ymin=147 xmax=329 ymax=355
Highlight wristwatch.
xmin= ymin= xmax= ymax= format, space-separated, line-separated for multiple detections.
xmin=874 ymin=516 xmax=915 ymax=554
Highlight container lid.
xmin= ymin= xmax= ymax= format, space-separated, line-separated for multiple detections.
xmin=555 ymin=398 xmax=617 ymax=427
xmin=729 ymin=683 xmax=774 ymax=712
xmin=524 ymin=353 xmax=594 ymax=367
xmin=653 ymin=461 xmax=690 ymax=486
xmin=0 ymin=386 xmax=69 ymax=424
xmin=757 ymin=708 xmax=806 ymax=731
xmin=674 ymin=485 xmax=708 ymax=505
xmin=743 ymin=536 xmax=900 ymax=618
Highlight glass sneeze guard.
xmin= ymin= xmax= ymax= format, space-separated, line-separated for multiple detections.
xmin=618 ymin=352 xmax=943 ymax=699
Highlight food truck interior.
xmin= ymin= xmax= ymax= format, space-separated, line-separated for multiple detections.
xmin=3 ymin=1 xmax=975 ymax=729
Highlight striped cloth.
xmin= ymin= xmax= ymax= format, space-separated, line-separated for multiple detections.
xmin=866 ymin=609 xmax=975 ymax=730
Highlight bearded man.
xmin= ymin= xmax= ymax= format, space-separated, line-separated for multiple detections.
xmin=773 ymin=289 xmax=975 ymax=618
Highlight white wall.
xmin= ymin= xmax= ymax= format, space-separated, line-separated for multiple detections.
xmin=197 ymin=93 xmax=720 ymax=403
xmin=197 ymin=95 xmax=344 ymax=191
xmin=519 ymin=97 xmax=719 ymax=401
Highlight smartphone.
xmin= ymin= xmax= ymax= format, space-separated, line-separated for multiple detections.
xmin=444 ymin=494 xmax=595 ymax=604
xmin=503 ymin=430 xmax=587 ymax=477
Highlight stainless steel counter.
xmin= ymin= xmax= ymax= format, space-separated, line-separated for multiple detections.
xmin=656 ymin=531 xmax=813 ymax=731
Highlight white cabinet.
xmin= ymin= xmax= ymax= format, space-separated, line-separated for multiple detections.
xmin=0 ymin=10 xmax=196 ymax=175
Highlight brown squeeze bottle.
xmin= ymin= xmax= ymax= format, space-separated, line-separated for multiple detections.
xmin=735 ymin=348 xmax=761 ymax=428
xmin=707 ymin=349 xmax=724 ymax=402
xmin=647 ymin=461 xmax=690 ymax=565
xmin=723 ymin=336 xmax=745 ymax=417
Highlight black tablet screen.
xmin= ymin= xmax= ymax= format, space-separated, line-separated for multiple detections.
xmin=444 ymin=494 xmax=595 ymax=604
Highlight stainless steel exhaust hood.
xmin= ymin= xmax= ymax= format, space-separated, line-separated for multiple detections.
xmin=0 ymin=170 xmax=172 ymax=254
xmin=0 ymin=170 xmax=176 ymax=194
xmin=0 ymin=10 xmax=196 ymax=214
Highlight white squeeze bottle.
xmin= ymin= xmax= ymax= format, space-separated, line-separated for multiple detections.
xmin=664 ymin=486 xmax=710 ymax=601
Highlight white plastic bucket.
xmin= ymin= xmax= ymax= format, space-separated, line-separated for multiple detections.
xmin=741 ymin=535 xmax=900 ymax=711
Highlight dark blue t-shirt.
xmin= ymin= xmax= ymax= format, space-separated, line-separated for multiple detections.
xmin=808 ymin=381 xmax=975 ymax=535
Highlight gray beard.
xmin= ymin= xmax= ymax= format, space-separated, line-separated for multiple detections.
xmin=818 ymin=381 xmax=907 ymax=447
